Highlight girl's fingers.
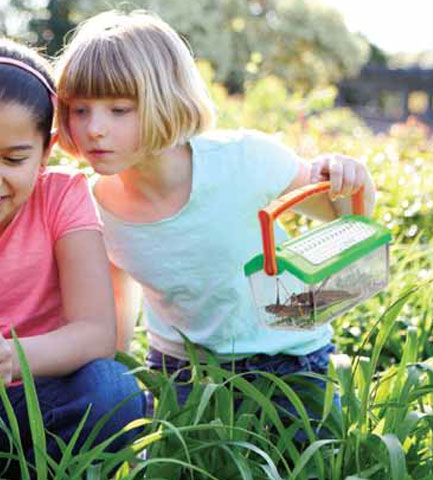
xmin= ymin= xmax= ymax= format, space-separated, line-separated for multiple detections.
xmin=329 ymin=157 xmax=344 ymax=199
xmin=311 ymin=154 xmax=367 ymax=201
xmin=341 ymin=162 xmax=356 ymax=197
xmin=353 ymin=163 xmax=366 ymax=193
xmin=310 ymin=156 xmax=328 ymax=183
xmin=341 ymin=159 xmax=366 ymax=197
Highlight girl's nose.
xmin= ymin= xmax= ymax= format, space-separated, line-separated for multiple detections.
xmin=87 ymin=114 xmax=107 ymax=138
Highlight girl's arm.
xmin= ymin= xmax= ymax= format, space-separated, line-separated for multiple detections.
xmin=8 ymin=229 xmax=117 ymax=380
xmin=110 ymin=262 xmax=142 ymax=352
xmin=285 ymin=154 xmax=376 ymax=221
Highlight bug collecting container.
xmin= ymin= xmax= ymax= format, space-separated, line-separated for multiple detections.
xmin=244 ymin=182 xmax=392 ymax=330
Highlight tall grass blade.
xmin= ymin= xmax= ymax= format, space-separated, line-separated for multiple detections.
xmin=53 ymin=406 xmax=91 ymax=479
xmin=375 ymin=433 xmax=407 ymax=480
xmin=124 ymin=457 xmax=221 ymax=480
xmin=85 ymin=461 xmax=102 ymax=480
xmin=358 ymin=289 xmax=414 ymax=433
xmin=218 ymin=444 xmax=254 ymax=480
xmin=0 ymin=385 xmax=30 ymax=480
xmin=11 ymin=331 xmax=47 ymax=480
xmin=292 ymin=439 xmax=342 ymax=479
xmin=115 ymin=351 xmax=165 ymax=394
xmin=79 ymin=392 xmax=142 ymax=453
xmin=193 ymin=383 xmax=218 ymax=425
xmin=384 ymin=326 xmax=419 ymax=434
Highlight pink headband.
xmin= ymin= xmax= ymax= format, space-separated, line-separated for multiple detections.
xmin=0 ymin=56 xmax=57 ymax=107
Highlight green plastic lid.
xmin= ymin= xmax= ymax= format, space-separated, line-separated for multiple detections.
xmin=244 ymin=215 xmax=392 ymax=284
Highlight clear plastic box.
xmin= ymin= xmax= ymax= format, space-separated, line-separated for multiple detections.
xmin=244 ymin=183 xmax=392 ymax=331
xmin=247 ymin=243 xmax=390 ymax=330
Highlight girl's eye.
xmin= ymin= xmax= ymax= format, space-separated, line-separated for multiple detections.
xmin=71 ymin=107 xmax=88 ymax=116
xmin=3 ymin=157 xmax=26 ymax=164
xmin=112 ymin=107 xmax=130 ymax=115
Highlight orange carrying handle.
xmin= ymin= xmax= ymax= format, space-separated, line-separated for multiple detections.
xmin=258 ymin=181 xmax=365 ymax=276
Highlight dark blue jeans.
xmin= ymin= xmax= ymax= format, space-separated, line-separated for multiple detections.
xmin=0 ymin=358 xmax=145 ymax=477
xmin=146 ymin=344 xmax=340 ymax=440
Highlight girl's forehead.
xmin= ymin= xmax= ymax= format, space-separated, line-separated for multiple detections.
xmin=0 ymin=100 xmax=35 ymax=119
xmin=0 ymin=102 xmax=43 ymax=144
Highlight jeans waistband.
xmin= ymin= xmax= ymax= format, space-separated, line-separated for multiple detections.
xmin=146 ymin=343 xmax=335 ymax=377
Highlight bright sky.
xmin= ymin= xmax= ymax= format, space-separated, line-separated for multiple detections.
xmin=319 ymin=0 xmax=433 ymax=53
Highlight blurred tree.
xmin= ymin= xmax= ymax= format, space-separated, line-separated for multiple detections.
xmin=29 ymin=0 xmax=74 ymax=55
xmin=144 ymin=0 xmax=369 ymax=92
xmin=1 ymin=0 xmax=106 ymax=55
xmin=1 ymin=0 xmax=74 ymax=55
xmin=1 ymin=0 xmax=369 ymax=92
xmin=360 ymin=35 xmax=388 ymax=66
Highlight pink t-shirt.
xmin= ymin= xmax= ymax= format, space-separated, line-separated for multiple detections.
xmin=0 ymin=169 xmax=102 ymax=340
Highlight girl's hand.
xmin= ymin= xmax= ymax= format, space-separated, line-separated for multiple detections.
xmin=0 ymin=334 xmax=13 ymax=385
xmin=310 ymin=154 xmax=366 ymax=201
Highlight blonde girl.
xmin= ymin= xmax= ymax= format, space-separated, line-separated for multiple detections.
xmin=56 ymin=10 xmax=375 ymax=429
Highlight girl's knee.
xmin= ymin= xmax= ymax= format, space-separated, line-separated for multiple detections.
xmin=55 ymin=359 xmax=146 ymax=433
xmin=72 ymin=359 xmax=145 ymax=448
xmin=68 ymin=359 xmax=145 ymax=424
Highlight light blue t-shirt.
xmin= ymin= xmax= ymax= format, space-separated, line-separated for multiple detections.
xmin=99 ymin=130 xmax=332 ymax=359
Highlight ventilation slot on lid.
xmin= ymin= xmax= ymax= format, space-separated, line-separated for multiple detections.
xmin=286 ymin=220 xmax=376 ymax=265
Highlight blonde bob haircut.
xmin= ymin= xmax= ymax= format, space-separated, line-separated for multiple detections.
xmin=56 ymin=10 xmax=216 ymax=156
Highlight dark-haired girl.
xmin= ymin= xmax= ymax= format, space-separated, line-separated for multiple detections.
xmin=0 ymin=38 xmax=143 ymax=475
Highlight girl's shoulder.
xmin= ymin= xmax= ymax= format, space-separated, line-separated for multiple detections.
xmin=91 ymin=176 xmax=130 ymax=221
xmin=191 ymin=129 xmax=290 ymax=160
xmin=36 ymin=167 xmax=100 ymax=237
xmin=191 ymin=129 xmax=296 ymax=170
xmin=40 ymin=165 xmax=89 ymax=189
xmin=91 ymin=175 xmax=117 ymax=206
xmin=36 ymin=166 xmax=90 ymax=204
xmin=192 ymin=128 xmax=271 ymax=147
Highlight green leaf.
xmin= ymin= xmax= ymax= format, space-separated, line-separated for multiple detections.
xmin=85 ymin=461 xmax=102 ymax=480
xmin=359 ymin=290 xmax=415 ymax=433
xmin=193 ymin=383 xmax=218 ymax=425
xmin=0 ymin=378 xmax=30 ymax=479
xmin=11 ymin=331 xmax=47 ymax=480
xmin=292 ymin=439 xmax=341 ymax=479
xmin=115 ymin=351 xmax=165 ymax=394
xmin=375 ymin=433 xmax=407 ymax=480
xmin=53 ymin=406 xmax=92 ymax=479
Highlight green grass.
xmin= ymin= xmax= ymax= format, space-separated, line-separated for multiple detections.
xmin=31 ymin=75 xmax=433 ymax=478
xmin=4 ymin=281 xmax=433 ymax=479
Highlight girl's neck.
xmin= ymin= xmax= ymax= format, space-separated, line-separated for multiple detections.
xmin=94 ymin=143 xmax=194 ymax=223
xmin=118 ymin=144 xmax=192 ymax=202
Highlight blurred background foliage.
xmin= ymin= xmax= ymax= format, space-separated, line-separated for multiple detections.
xmin=2 ymin=0 xmax=369 ymax=92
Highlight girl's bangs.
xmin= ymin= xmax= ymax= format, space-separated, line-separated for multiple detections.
xmin=59 ymin=45 xmax=137 ymax=100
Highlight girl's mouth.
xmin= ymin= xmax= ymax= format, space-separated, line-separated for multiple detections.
xmin=88 ymin=150 xmax=113 ymax=159
xmin=0 ymin=195 xmax=10 ymax=206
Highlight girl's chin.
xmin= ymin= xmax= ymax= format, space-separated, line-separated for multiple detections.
xmin=92 ymin=164 xmax=122 ymax=176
